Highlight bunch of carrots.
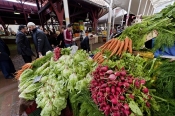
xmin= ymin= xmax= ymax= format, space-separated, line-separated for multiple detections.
xmin=93 ymin=37 xmax=133 ymax=64
xmin=15 ymin=63 xmax=32 ymax=80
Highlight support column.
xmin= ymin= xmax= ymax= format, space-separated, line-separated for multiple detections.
xmin=63 ymin=0 xmax=70 ymax=25
xmin=107 ymin=0 xmax=113 ymax=41
xmin=147 ymin=2 xmax=151 ymax=16
xmin=112 ymin=9 xmax=116 ymax=29
xmin=126 ymin=0 xmax=132 ymax=27
xmin=143 ymin=0 xmax=148 ymax=15
xmin=137 ymin=0 xmax=142 ymax=17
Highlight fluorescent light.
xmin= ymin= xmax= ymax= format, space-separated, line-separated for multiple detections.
xmin=14 ymin=11 xmax=20 ymax=14
xmin=5 ymin=0 xmax=36 ymax=6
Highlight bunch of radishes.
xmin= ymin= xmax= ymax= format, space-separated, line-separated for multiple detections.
xmin=90 ymin=65 xmax=152 ymax=116
xmin=53 ymin=47 xmax=61 ymax=61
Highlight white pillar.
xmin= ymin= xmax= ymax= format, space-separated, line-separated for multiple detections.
xmin=112 ymin=9 xmax=115 ymax=29
xmin=143 ymin=0 xmax=148 ymax=15
xmin=137 ymin=0 xmax=142 ymax=17
xmin=121 ymin=9 xmax=125 ymax=27
xmin=126 ymin=0 xmax=132 ymax=27
xmin=147 ymin=2 xmax=151 ymax=15
xmin=107 ymin=0 xmax=113 ymax=41
xmin=63 ymin=0 xmax=70 ymax=25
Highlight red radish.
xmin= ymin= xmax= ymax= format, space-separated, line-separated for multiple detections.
xmin=140 ymin=79 xmax=146 ymax=85
xmin=120 ymin=70 xmax=126 ymax=76
xmin=111 ymin=98 xmax=118 ymax=104
xmin=123 ymin=110 xmax=131 ymax=115
xmin=123 ymin=103 xmax=130 ymax=110
xmin=106 ymin=87 xmax=110 ymax=93
xmin=117 ymin=82 xmax=122 ymax=87
xmin=120 ymin=76 xmax=125 ymax=81
xmin=119 ymin=96 xmax=125 ymax=101
xmin=104 ymin=110 xmax=110 ymax=116
xmin=106 ymin=70 xmax=114 ymax=74
xmin=101 ymin=66 xmax=108 ymax=72
xmin=112 ymin=112 xmax=120 ymax=116
xmin=101 ymin=83 xmax=107 ymax=88
xmin=116 ymin=87 xmax=121 ymax=92
xmin=114 ymin=72 xmax=120 ymax=77
xmin=128 ymin=79 xmax=133 ymax=84
xmin=142 ymin=87 xmax=149 ymax=94
xmin=108 ymin=74 xmax=116 ymax=81
xmin=98 ymin=92 xmax=103 ymax=96
xmin=123 ymin=82 xmax=130 ymax=88
xmin=134 ymin=80 xmax=140 ymax=89
xmin=146 ymin=102 xmax=151 ymax=108
xmin=129 ymin=94 xmax=135 ymax=99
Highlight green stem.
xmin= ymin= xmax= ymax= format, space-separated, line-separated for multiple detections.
xmin=152 ymin=95 xmax=167 ymax=102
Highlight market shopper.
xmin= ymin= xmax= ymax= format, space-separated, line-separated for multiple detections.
xmin=80 ymin=34 xmax=92 ymax=52
xmin=64 ymin=24 xmax=73 ymax=47
xmin=27 ymin=22 xmax=52 ymax=58
xmin=57 ymin=27 xmax=65 ymax=48
xmin=0 ymin=38 xmax=16 ymax=79
xmin=16 ymin=25 xmax=35 ymax=63
xmin=109 ymin=28 xmax=118 ymax=39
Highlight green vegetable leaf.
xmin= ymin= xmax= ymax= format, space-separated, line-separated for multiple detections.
xmin=129 ymin=101 xmax=143 ymax=116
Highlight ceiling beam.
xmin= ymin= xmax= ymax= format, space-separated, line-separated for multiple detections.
xmin=38 ymin=2 xmax=51 ymax=14
xmin=70 ymin=10 xmax=88 ymax=17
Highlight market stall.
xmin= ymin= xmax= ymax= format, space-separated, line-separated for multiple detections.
xmin=15 ymin=3 xmax=175 ymax=116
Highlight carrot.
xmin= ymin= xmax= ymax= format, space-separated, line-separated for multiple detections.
xmin=116 ymin=40 xmax=125 ymax=55
xmin=109 ymin=40 xmax=121 ymax=57
xmin=99 ymin=39 xmax=113 ymax=49
xmin=128 ymin=39 xmax=133 ymax=54
xmin=98 ymin=58 xmax=104 ymax=64
xmin=93 ymin=52 xmax=101 ymax=59
xmin=123 ymin=37 xmax=130 ymax=51
xmin=109 ymin=39 xmax=118 ymax=51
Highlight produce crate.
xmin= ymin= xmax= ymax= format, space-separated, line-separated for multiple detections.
xmin=28 ymin=108 xmax=41 ymax=116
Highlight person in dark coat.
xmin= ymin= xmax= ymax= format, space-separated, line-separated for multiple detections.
xmin=0 ymin=38 xmax=16 ymax=79
xmin=16 ymin=25 xmax=35 ymax=63
xmin=56 ymin=27 xmax=65 ymax=48
xmin=27 ymin=22 xmax=52 ymax=58
xmin=81 ymin=34 xmax=92 ymax=52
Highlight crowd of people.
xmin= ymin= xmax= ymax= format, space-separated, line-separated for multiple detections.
xmin=0 ymin=22 xmax=92 ymax=79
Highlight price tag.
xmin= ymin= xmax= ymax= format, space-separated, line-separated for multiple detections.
xmin=33 ymin=76 xmax=42 ymax=83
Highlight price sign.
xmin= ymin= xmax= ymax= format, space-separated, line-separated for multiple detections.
xmin=33 ymin=76 xmax=42 ymax=83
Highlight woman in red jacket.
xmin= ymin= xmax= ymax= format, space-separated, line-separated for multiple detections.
xmin=64 ymin=24 xmax=73 ymax=47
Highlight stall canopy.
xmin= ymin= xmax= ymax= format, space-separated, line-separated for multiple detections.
xmin=98 ymin=0 xmax=175 ymax=24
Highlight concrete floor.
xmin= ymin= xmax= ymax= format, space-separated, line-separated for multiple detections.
xmin=0 ymin=42 xmax=104 ymax=116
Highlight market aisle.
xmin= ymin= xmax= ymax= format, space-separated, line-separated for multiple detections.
xmin=0 ymin=53 xmax=25 ymax=116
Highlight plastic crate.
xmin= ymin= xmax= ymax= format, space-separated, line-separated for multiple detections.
xmin=29 ymin=108 xmax=41 ymax=116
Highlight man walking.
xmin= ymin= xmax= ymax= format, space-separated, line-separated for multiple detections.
xmin=27 ymin=22 xmax=52 ymax=58
xmin=16 ymin=25 xmax=35 ymax=63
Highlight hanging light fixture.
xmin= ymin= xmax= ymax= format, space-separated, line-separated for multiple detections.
xmin=85 ymin=13 xmax=89 ymax=22
xmin=14 ymin=20 xmax=18 ymax=24
xmin=13 ymin=5 xmax=20 ymax=14
xmin=50 ymin=12 xmax=56 ymax=17
xmin=28 ymin=14 xmax=31 ymax=18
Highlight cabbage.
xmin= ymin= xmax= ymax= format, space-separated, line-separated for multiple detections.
xmin=19 ymin=69 xmax=33 ymax=81
xmin=67 ymin=73 xmax=78 ymax=92
xmin=40 ymin=76 xmax=48 ymax=83
xmin=62 ymin=68 xmax=72 ymax=78
xmin=19 ymin=92 xmax=35 ymax=100
xmin=23 ymin=83 xmax=41 ymax=94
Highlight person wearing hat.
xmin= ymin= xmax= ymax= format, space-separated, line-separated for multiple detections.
xmin=27 ymin=22 xmax=52 ymax=58
xmin=63 ymin=24 xmax=73 ymax=47
xmin=16 ymin=25 xmax=35 ymax=63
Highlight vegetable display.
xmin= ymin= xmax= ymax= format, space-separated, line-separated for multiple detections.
xmin=16 ymin=4 xmax=175 ymax=116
